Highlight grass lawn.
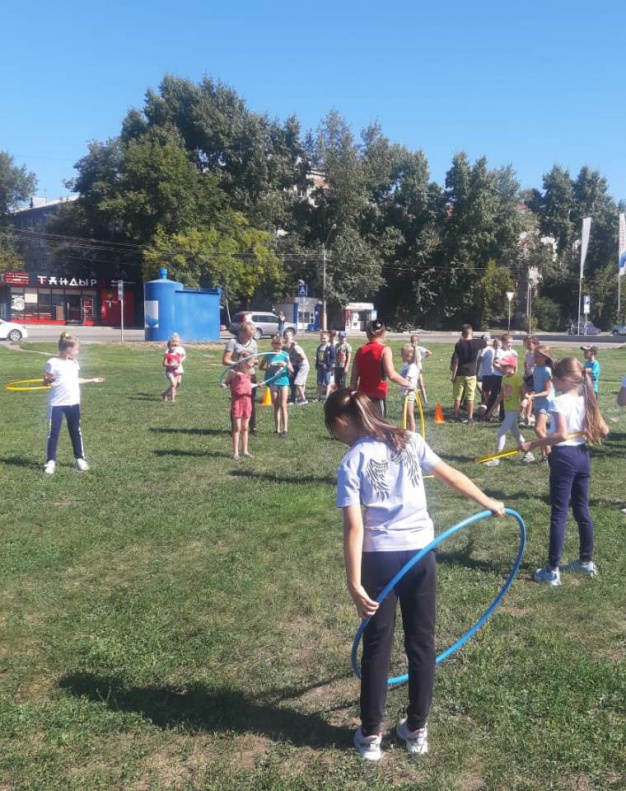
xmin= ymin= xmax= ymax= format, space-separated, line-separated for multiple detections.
xmin=1 ymin=338 xmax=625 ymax=790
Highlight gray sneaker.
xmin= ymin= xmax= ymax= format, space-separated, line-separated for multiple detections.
xmin=533 ymin=566 xmax=561 ymax=586
xmin=353 ymin=728 xmax=382 ymax=761
xmin=396 ymin=719 xmax=428 ymax=754
xmin=561 ymin=559 xmax=598 ymax=577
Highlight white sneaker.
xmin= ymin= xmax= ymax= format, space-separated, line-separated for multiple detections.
xmin=396 ymin=719 xmax=428 ymax=754
xmin=43 ymin=460 xmax=56 ymax=475
xmin=484 ymin=459 xmax=500 ymax=467
xmin=533 ymin=566 xmax=561 ymax=586
xmin=353 ymin=728 xmax=382 ymax=761
xmin=522 ymin=452 xmax=534 ymax=464
xmin=76 ymin=458 xmax=90 ymax=472
xmin=561 ymin=559 xmax=598 ymax=577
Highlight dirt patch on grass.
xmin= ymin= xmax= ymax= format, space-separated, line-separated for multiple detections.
xmin=556 ymin=774 xmax=595 ymax=790
xmin=499 ymin=603 xmax=532 ymax=618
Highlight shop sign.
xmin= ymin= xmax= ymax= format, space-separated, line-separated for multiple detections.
xmin=36 ymin=275 xmax=99 ymax=287
xmin=4 ymin=272 xmax=30 ymax=285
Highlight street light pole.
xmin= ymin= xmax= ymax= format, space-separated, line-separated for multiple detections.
xmin=321 ymin=223 xmax=337 ymax=332
xmin=506 ymin=291 xmax=515 ymax=333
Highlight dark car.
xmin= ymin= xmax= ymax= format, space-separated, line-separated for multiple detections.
xmin=567 ymin=320 xmax=602 ymax=336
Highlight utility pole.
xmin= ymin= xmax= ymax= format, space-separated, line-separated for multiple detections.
xmin=321 ymin=223 xmax=337 ymax=331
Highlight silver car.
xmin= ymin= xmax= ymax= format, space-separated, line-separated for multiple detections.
xmin=229 ymin=311 xmax=296 ymax=340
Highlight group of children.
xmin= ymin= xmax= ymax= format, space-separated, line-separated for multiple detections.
xmin=327 ymin=336 xmax=609 ymax=761
xmin=40 ymin=326 xmax=611 ymax=765
xmin=482 ymin=337 xmax=602 ymax=467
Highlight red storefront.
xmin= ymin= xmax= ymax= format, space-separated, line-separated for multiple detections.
xmin=0 ymin=271 xmax=136 ymax=326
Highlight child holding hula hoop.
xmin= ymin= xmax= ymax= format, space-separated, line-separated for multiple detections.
xmin=399 ymin=344 xmax=419 ymax=433
xmin=43 ymin=332 xmax=105 ymax=475
xmin=222 ymin=355 xmax=256 ymax=461
xmin=324 ymin=389 xmax=504 ymax=761
xmin=519 ymin=357 xmax=608 ymax=586
xmin=260 ymin=334 xmax=293 ymax=438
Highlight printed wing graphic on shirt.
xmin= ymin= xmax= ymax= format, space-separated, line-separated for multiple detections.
xmin=365 ymin=458 xmax=390 ymax=499
xmin=391 ymin=445 xmax=421 ymax=488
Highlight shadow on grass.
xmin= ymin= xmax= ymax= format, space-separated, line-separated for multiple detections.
xmin=229 ymin=469 xmax=335 ymax=485
xmin=59 ymin=672 xmax=352 ymax=749
xmin=0 ymin=456 xmax=42 ymax=469
xmin=435 ymin=540 xmax=513 ymax=573
xmin=440 ymin=453 xmax=476 ymax=463
xmin=487 ymin=489 xmax=551 ymax=506
xmin=154 ymin=449 xmax=232 ymax=459
xmin=129 ymin=392 xmax=163 ymax=402
xmin=150 ymin=427 xmax=228 ymax=437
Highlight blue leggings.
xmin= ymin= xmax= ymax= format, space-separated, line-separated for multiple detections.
xmin=47 ymin=404 xmax=85 ymax=462
xmin=547 ymin=445 xmax=594 ymax=569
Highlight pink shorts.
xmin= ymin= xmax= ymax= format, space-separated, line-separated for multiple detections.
xmin=231 ymin=395 xmax=252 ymax=420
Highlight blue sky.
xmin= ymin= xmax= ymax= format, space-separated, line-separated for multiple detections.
xmin=3 ymin=0 xmax=626 ymax=204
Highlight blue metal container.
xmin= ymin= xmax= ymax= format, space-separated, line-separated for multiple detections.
xmin=144 ymin=268 xmax=221 ymax=342
xmin=144 ymin=268 xmax=183 ymax=341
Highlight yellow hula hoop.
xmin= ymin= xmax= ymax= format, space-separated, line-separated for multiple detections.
xmin=402 ymin=392 xmax=426 ymax=439
xmin=475 ymin=432 xmax=585 ymax=464
xmin=5 ymin=378 xmax=51 ymax=392
xmin=402 ymin=394 xmax=433 ymax=478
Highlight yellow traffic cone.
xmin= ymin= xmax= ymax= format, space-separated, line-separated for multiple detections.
xmin=262 ymin=386 xmax=273 ymax=406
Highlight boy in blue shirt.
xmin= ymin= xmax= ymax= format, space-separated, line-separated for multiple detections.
xmin=581 ymin=345 xmax=600 ymax=395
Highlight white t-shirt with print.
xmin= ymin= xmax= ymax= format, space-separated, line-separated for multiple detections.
xmin=45 ymin=357 xmax=81 ymax=407
xmin=336 ymin=434 xmax=441 ymax=552
xmin=412 ymin=346 xmax=430 ymax=375
xmin=400 ymin=362 xmax=419 ymax=396
xmin=548 ymin=392 xmax=586 ymax=446
xmin=172 ymin=345 xmax=186 ymax=374
xmin=478 ymin=347 xmax=495 ymax=378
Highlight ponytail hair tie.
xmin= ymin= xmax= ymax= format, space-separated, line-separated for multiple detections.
xmin=350 ymin=390 xmax=358 ymax=398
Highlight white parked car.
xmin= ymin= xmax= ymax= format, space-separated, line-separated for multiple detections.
xmin=0 ymin=319 xmax=28 ymax=341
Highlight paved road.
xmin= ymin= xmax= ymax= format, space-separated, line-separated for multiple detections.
xmin=4 ymin=325 xmax=626 ymax=349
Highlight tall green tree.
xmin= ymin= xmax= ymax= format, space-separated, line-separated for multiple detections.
xmin=0 ymin=152 xmax=37 ymax=271
xmin=142 ymin=217 xmax=281 ymax=304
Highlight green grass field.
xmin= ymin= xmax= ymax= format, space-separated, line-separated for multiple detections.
xmin=1 ymin=339 xmax=625 ymax=790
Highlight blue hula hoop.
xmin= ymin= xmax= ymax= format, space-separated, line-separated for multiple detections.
xmin=351 ymin=507 xmax=526 ymax=686
xmin=219 ymin=351 xmax=289 ymax=388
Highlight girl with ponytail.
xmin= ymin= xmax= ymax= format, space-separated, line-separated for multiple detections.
xmin=325 ymin=389 xmax=504 ymax=761
xmin=349 ymin=320 xmax=415 ymax=417
xmin=519 ymin=356 xmax=608 ymax=586
xmin=42 ymin=332 xmax=105 ymax=474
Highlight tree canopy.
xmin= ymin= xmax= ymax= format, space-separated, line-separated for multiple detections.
xmin=43 ymin=74 xmax=625 ymax=329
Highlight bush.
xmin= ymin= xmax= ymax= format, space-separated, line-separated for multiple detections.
xmin=532 ymin=296 xmax=562 ymax=331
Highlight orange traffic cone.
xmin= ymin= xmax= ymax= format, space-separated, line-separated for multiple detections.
xmin=434 ymin=402 xmax=445 ymax=424
xmin=262 ymin=386 xmax=273 ymax=406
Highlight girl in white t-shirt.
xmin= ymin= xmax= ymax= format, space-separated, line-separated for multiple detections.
xmin=324 ymin=390 xmax=504 ymax=762
xmin=519 ymin=357 xmax=608 ymax=586
xmin=410 ymin=334 xmax=432 ymax=405
xmin=170 ymin=333 xmax=186 ymax=374
xmin=43 ymin=332 xmax=105 ymax=475
xmin=399 ymin=344 xmax=419 ymax=432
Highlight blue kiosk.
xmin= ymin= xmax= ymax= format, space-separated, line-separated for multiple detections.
xmin=144 ymin=268 xmax=221 ymax=342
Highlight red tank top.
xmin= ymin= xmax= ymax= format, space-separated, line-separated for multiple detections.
xmin=355 ymin=342 xmax=387 ymax=400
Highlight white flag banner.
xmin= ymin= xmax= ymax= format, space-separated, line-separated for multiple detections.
xmin=580 ymin=217 xmax=592 ymax=279
xmin=619 ymin=214 xmax=626 ymax=277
